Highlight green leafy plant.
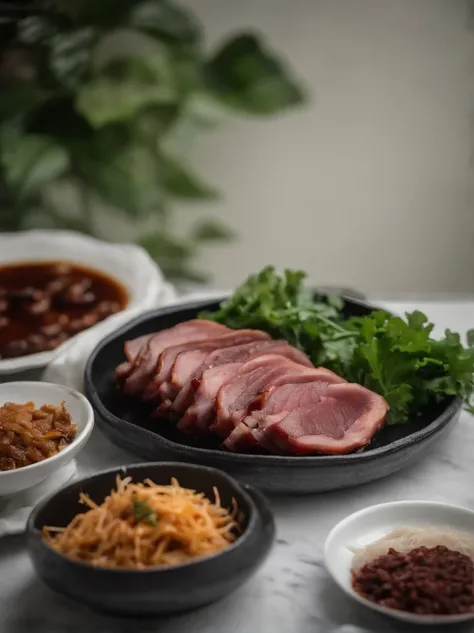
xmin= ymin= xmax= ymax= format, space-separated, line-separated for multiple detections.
xmin=201 ymin=267 xmax=474 ymax=424
xmin=0 ymin=0 xmax=305 ymax=282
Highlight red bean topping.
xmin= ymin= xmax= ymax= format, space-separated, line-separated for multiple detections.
xmin=352 ymin=545 xmax=474 ymax=615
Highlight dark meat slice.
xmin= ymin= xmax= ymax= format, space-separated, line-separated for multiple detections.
xmin=177 ymin=347 xmax=315 ymax=435
xmin=145 ymin=329 xmax=271 ymax=404
xmin=224 ymin=368 xmax=346 ymax=451
xmin=115 ymin=334 xmax=154 ymax=380
xmin=125 ymin=334 xmax=153 ymax=363
xmin=211 ymin=354 xmax=320 ymax=439
xmin=265 ymin=383 xmax=388 ymax=455
xmin=169 ymin=339 xmax=312 ymax=418
xmin=177 ymin=363 xmax=242 ymax=434
xmin=122 ymin=320 xmax=230 ymax=397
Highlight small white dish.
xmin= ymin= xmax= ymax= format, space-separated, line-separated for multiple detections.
xmin=0 ymin=381 xmax=94 ymax=496
xmin=324 ymin=500 xmax=474 ymax=626
xmin=0 ymin=229 xmax=172 ymax=375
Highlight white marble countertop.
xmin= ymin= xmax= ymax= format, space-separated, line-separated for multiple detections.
xmin=2 ymin=299 xmax=474 ymax=633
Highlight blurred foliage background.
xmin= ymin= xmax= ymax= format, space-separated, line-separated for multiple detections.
xmin=0 ymin=0 xmax=305 ymax=282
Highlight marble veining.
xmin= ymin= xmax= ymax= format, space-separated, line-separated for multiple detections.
xmin=2 ymin=301 xmax=474 ymax=633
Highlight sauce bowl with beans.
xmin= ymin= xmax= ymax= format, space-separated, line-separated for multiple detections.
xmin=0 ymin=230 xmax=168 ymax=375
xmin=0 ymin=261 xmax=128 ymax=360
xmin=324 ymin=501 xmax=474 ymax=625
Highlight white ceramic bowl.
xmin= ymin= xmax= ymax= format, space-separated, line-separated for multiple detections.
xmin=0 ymin=382 xmax=94 ymax=496
xmin=324 ymin=500 xmax=474 ymax=626
xmin=0 ymin=229 xmax=172 ymax=374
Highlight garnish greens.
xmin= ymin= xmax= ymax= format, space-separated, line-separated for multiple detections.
xmin=133 ymin=500 xmax=157 ymax=526
xmin=200 ymin=267 xmax=474 ymax=424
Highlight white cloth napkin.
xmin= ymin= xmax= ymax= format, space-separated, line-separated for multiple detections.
xmin=0 ymin=460 xmax=77 ymax=536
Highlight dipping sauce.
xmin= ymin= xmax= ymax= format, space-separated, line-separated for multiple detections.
xmin=0 ymin=261 xmax=128 ymax=359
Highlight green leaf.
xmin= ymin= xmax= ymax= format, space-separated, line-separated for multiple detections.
xmin=129 ymin=0 xmax=201 ymax=45
xmin=0 ymin=135 xmax=70 ymax=200
xmin=192 ymin=219 xmax=235 ymax=242
xmin=139 ymin=231 xmax=194 ymax=260
xmin=76 ymin=56 xmax=176 ymax=128
xmin=134 ymin=105 xmax=179 ymax=143
xmin=468 ymin=329 xmax=474 ymax=348
xmin=160 ymin=115 xmax=200 ymax=158
xmin=160 ymin=95 xmax=228 ymax=159
xmin=184 ymin=92 xmax=230 ymax=127
xmin=17 ymin=16 xmax=56 ymax=45
xmin=73 ymin=132 xmax=164 ymax=215
xmin=199 ymin=266 xmax=474 ymax=423
xmin=49 ymin=28 xmax=97 ymax=89
xmin=207 ymin=34 xmax=306 ymax=114
xmin=133 ymin=499 xmax=157 ymax=526
xmin=162 ymin=157 xmax=219 ymax=200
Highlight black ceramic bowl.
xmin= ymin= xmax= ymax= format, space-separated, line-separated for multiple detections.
xmin=27 ymin=462 xmax=275 ymax=616
xmin=84 ymin=297 xmax=463 ymax=495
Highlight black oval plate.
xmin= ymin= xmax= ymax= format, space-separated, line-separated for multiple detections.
xmin=84 ymin=296 xmax=462 ymax=495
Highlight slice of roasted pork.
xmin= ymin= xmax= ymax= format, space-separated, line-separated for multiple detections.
xmin=144 ymin=329 xmax=271 ymax=404
xmin=211 ymin=355 xmax=320 ymax=438
xmin=224 ymin=368 xmax=346 ymax=451
xmin=154 ymin=330 xmax=271 ymax=401
xmin=114 ymin=334 xmax=154 ymax=380
xmin=263 ymin=383 xmax=388 ymax=454
xmin=177 ymin=348 xmax=314 ymax=435
xmin=121 ymin=320 xmax=230 ymax=397
xmin=176 ymin=363 xmax=242 ymax=434
xmin=169 ymin=339 xmax=312 ymax=418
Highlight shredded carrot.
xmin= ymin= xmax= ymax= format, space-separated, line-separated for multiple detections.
xmin=43 ymin=476 xmax=240 ymax=569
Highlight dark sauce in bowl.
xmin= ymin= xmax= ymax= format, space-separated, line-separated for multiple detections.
xmin=0 ymin=261 xmax=129 ymax=359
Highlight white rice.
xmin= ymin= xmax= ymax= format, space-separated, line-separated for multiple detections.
xmin=350 ymin=526 xmax=474 ymax=572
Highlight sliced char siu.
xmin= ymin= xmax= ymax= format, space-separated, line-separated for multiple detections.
xmin=224 ymin=368 xmax=346 ymax=451
xmin=144 ymin=329 xmax=271 ymax=403
xmin=178 ymin=362 xmax=241 ymax=434
xmin=169 ymin=339 xmax=312 ymax=418
xmin=161 ymin=329 xmax=272 ymax=402
xmin=125 ymin=334 xmax=153 ymax=363
xmin=115 ymin=318 xmax=390 ymax=456
xmin=122 ymin=320 xmax=229 ymax=397
xmin=176 ymin=342 xmax=314 ymax=433
xmin=114 ymin=334 xmax=154 ymax=380
xmin=211 ymin=355 xmax=323 ymax=438
xmin=264 ymin=383 xmax=388 ymax=454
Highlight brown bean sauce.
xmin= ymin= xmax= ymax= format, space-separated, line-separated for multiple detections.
xmin=0 ymin=261 xmax=129 ymax=359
